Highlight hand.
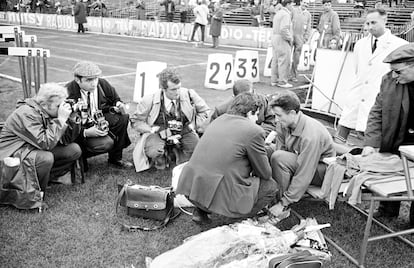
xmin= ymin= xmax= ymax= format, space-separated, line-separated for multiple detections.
xmin=84 ymin=126 xmax=108 ymax=138
xmin=265 ymin=131 xmax=277 ymax=144
xmin=150 ymin=126 xmax=160 ymax=133
xmin=361 ymin=146 xmax=378 ymax=157
xmin=268 ymin=202 xmax=286 ymax=218
xmin=57 ymin=101 xmax=72 ymax=122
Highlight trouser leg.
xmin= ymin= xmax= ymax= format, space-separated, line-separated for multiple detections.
xmin=377 ymin=201 xmax=401 ymax=217
xmin=105 ymin=113 xmax=131 ymax=161
xmin=200 ymin=24 xmax=205 ymax=42
xmin=190 ymin=23 xmax=200 ymax=41
xmin=270 ymin=36 xmax=279 ymax=84
xmin=35 ymin=150 xmax=54 ymax=191
xmin=248 ymin=178 xmax=278 ymax=217
xmin=277 ymin=41 xmax=291 ymax=84
xmin=176 ymin=131 xmax=199 ymax=164
xmin=77 ymin=23 xmax=82 ymax=33
xmin=291 ymin=36 xmax=303 ymax=79
xmin=271 ymin=150 xmax=298 ymax=195
xmin=50 ymin=143 xmax=82 ymax=178
xmin=144 ymin=133 xmax=166 ymax=159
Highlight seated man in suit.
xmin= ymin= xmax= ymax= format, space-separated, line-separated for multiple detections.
xmin=177 ymin=92 xmax=278 ymax=224
xmin=267 ymin=91 xmax=335 ymax=217
xmin=66 ymin=61 xmax=133 ymax=170
xmin=211 ymin=79 xmax=276 ymax=135
xmin=130 ymin=67 xmax=210 ymax=172
xmin=0 ymin=83 xmax=82 ymax=209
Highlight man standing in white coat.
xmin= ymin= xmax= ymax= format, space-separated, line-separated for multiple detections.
xmin=336 ymin=8 xmax=407 ymax=143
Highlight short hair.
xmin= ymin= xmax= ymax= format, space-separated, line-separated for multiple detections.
xmin=269 ymin=90 xmax=300 ymax=113
xmin=35 ymin=83 xmax=68 ymax=106
xmin=158 ymin=68 xmax=181 ymax=90
xmin=366 ymin=8 xmax=387 ymax=16
xmin=281 ymin=0 xmax=292 ymax=6
xmin=228 ymin=92 xmax=262 ymax=117
xmin=233 ymin=79 xmax=252 ymax=96
xmin=322 ymin=0 xmax=331 ymax=4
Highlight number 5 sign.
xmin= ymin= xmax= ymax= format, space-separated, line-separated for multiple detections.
xmin=204 ymin=53 xmax=234 ymax=90
xmin=133 ymin=61 xmax=167 ymax=102
xmin=234 ymin=50 xmax=260 ymax=83
xmin=298 ymin=44 xmax=310 ymax=71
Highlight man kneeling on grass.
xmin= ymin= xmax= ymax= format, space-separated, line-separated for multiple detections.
xmin=267 ymin=91 xmax=335 ymax=218
xmin=176 ymin=92 xmax=278 ymax=224
xmin=0 ymin=83 xmax=82 ymax=209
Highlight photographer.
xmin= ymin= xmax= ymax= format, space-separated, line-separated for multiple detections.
xmin=0 ymin=83 xmax=82 ymax=209
xmin=130 ymin=67 xmax=210 ymax=172
xmin=66 ymin=61 xmax=133 ymax=170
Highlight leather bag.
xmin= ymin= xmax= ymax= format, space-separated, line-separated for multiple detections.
xmin=116 ymin=180 xmax=177 ymax=231
xmin=268 ymin=251 xmax=323 ymax=268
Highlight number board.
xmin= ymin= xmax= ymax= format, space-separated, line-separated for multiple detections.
xmin=204 ymin=53 xmax=234 ymax=90
xmin=263 ymin=46 xmax=272 ymax=77
xmin=234 ymin=50 xmax=260 ymax=83
xmin=298 ymin=43 xmax=310 ymax=71
xmin=133 ymin=61 xmax=167 ymax=102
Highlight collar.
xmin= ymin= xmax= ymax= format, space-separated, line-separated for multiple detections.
xmin=280 ymin=6 xmax=291 ymax=14
xmin=371 ymin=28 xmax=391 ymax=43
xmin=290 ymin=111 xmax=306 ymax=137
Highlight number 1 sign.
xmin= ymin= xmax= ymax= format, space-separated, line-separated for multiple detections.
xmin=133 ymin=61 xmax=167 ymax=102
xmin=204 ymin=53 xmax=234 ymax=90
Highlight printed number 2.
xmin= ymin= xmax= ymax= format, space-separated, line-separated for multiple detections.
xmin=209 ymin=62 xmax=232 ymax=84
xmin=140 ymin=72 xmax=145 ymax=97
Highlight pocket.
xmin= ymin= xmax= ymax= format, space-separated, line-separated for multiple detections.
xmin=228 ymin=180 xmax=258 ymax=215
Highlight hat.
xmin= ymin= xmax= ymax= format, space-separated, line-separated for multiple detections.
xmin=72 ymin=61 xmax=102 ymax=77
xmin=322 ymin=0 xmax=331 ymax=3
xmin=383 ymin=43 xmax=414 ymax=64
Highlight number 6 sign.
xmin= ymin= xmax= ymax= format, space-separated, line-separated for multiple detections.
xmin=234 ymin=50 xmax=260 ymax=83
xmin=204 ymin=53 xmax=234 ymax=90
xmin=133 ymin=61 xmax=167 ymax=102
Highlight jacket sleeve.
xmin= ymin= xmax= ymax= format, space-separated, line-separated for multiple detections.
xmin=247 ymin=130 xmax=272 ymax=180
xmin=304 ymin=12 xmax=312 ymax=41
xmin=130 ymin=96 xmax=154 ymax=134
xmin=188 ymin=88 xmax=211 ymax=132
xmin=99 ymin=79 xmax=121 ymax=113
xmin=363 ymin=81 xmax=384 ymax=148
xmin=280 ymin=13 xmax=292 ymax=42
xmin=331 ymin=13 xmax=341 ymax=40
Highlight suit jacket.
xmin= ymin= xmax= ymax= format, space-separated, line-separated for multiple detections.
xmin=364 ymin=72 xmax=410 ymax=154
xmin=176 ymin=114 xmax=272 ymax=218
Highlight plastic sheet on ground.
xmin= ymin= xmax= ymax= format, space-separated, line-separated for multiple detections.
xmin=147 ymin=218 xmax=331 ymax=268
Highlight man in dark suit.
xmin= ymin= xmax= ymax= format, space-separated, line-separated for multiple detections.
xmin=210 ymin=79 xmax=276 ymax=135
xmin=66 ymin=61 xmax=132 ymax=169
xmin=177 ymin=92 xmax=278 ymax=224
xmin=362 ymin=43 xmax=414 ymax=227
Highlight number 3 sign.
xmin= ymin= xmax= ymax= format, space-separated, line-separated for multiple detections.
xmin=204 ymin=53 xmax=234 ymax=90
xmin=133 ymin=61 xmax=167 ymax=102
xmin=234 ymin=50 xmax=260 ymax=83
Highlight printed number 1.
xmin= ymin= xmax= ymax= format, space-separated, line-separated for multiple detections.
xmin=140 ymin=72 xmax=145 ymax=97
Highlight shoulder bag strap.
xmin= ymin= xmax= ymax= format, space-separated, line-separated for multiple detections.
xmin=115 ymin=184 xmax=179 ymax=232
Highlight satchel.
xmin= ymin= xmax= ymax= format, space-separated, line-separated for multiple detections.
xmin=116 ymin=180 xmax=177 ymax=231
xmin=268 ymin=251 xmax=323 ymax=268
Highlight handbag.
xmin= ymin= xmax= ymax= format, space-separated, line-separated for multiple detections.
xmin=116 ymin=180 xmax=178 ymax=231
xmin=268 ymin=251 xmax=323 ymax=268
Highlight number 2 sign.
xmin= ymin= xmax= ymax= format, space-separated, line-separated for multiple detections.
xmin=204 ymin=53 xmax=234 ymax=90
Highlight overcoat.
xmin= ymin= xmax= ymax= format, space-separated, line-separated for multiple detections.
xmin=74 ymin=1 xmax=87 ymax=24
xmin=339 ymin=30 xmax=407 ymax=132
xmin=209 ymin=8 xmax=223 ymax=37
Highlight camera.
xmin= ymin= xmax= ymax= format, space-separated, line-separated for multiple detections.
xmin=93 ymin=111 xmax=109 ymax=132
xmin=167 ymin=120 xmax=183 ymax=133
xmin=159 ymin=128 xmax=181 ymax=146
xmin=64 ymin=99 xmax=88 ymax=113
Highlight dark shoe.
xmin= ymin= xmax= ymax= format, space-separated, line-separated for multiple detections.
xmin=108 ymin=159 xmax=134 ymax=169
xmin=409 ymin=203 xmax=414 ymax=227
xmin=192 ymin=207 xmax=212 ymax=224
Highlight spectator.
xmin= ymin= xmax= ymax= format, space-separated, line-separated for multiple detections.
xmin=74 ymin=0 xmax=87 ymax=33
xmin=250 ymin=0 xmax=263 ymax=27
xmin=136 ymin=0 xmax=146 ymax=20
xmin=0 ymin=83 xmax=82 ymax=209
xmin=176 ymin=92 xmax=277 ymax=224
xmin=66 ymin=61 xmax=133 ymax=170
xmin=267 ymin=0 xmax=282 ymax=28
xmin=190 ymin=0 xmax=209 ymax=44
xmin=209 ymin=1 xmax=223 ymax=48
xmin=160 ymin=0 xmax=175 ymax=22
xmin=211 ymin=79 xmax=276 ymax=135
xmin=130 ymin=67 xmax=210 ymax=172
xmin=267 ymin=91 xmax=335 ymax=218
xmin=271 ymin=0 xmax=293 ymax=88
xmin=290 ymin=0 xmax=311 ymax=82
xmin=362 ymin=43 xmax=414 ymax=227
xmin=317 ymin=0 xmax=341 ymax=49
xmin=336 ymin=9 xmax=407 ymax=144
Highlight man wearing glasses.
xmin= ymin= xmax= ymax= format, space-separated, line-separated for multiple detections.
xmin=362 ymin=43 xmax=414 ymax=227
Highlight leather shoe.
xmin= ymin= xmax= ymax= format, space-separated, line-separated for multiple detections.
xmin=108 ymin=159 xmax=134 ymax=169
xmin=192 ymin=207 xmax=212 ymax=224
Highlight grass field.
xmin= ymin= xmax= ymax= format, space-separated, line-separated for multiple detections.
xmin=0 ymin=26 xmax=414 ymax=268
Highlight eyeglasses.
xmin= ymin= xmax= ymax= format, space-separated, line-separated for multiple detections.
xmin=392 ymin=64 xmax=412 ymax=75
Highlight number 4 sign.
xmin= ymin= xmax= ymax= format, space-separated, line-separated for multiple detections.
xmin=133 ymin=61 xmax=167 ymax=102
xmin=204 ymin=53 xmax=234 ymax=90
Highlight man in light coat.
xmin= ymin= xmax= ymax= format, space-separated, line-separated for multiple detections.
xmin=290 ymin=0 xmax=312 ymax=82
xmin=177 ymin=93 xmax=277 ymax=224
xmin=130 ymin=68 xmax=210 ymax=172
xmin=271 ymin=0 xmax=293 ymax=88
xmin=336 ymin=8 xmax=407 ymax=143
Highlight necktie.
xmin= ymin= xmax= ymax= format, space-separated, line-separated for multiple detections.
xmin=169 ymin=101 xmax=176 ymax=117
xmin=372 ymin=38 xmax=377 ymax=53
xmin=87 ymin=92 xmax=92 ymax=116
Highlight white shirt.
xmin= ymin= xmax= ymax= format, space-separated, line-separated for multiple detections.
xmin=80 ymin=89 xmax=98 ymax=115
xmin=164 ymin=95 xmax=177 ymax=116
